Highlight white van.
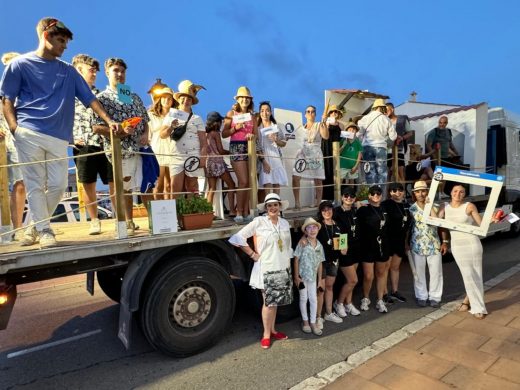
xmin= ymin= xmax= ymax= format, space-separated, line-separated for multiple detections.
xmin=23 ymin=200 xmax=113 ymax=225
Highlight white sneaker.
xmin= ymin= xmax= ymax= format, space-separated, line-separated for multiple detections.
xmin=311 ymin=325 xmax=322 ymax=336
xmin=126 ymin=221 xmax=136 ymax=236
xmin=39 ymin=228 xmax=57 ymax=248
xmin=345 ymin=303 xmax=361 ymax=316
xmin=360 ymin=297 xmax=371 ymax=311
xmin=333 ymin=301 xmax=347 ymax=318
xmin=324 ymin=312 xmax=343 ymax=323
xmin=316 ymin=317 xmax=324 ymax=330
xmin=20 ymin=226 xmax=38 ymax=246
xmin=89 ymin=219 xmax=101 ymax=235
xmin=13 ymin=229 xmax=25 ymax=241
xmin=376 ymin=299 xmax=388 ymax=313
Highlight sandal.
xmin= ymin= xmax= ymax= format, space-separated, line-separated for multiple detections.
xmin=458 ymin=302 xmax=471 ymax=312
xmin=474 ymin=313 xmax=486 ymax=320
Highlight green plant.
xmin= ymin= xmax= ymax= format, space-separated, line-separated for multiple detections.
xmin=356 ymin=185 xmax=370 ymax=201
xmin=176 ymin=195 xmax=213 ymax=216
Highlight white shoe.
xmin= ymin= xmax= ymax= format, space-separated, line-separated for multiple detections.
xmin=316 ymin=317 xmax=324 ymax=330
xmin=39 ymin=229 xmax=57 ymax=248
xmin=311 ymin=325 xmax=322 ymax=336
xmin=126 ymin=221 xmax=136 ymax=236
xmin=376 ymin=299 xmax=388 ymax=313
xmin=89 ymin=219 xmax=101 ymax=235
xmin=302 ymin=324 xmax=312 ymax=334
xmin=345 ymin=303 xmax=361 ymax=316
xmin=20 ymin=226 xmax=38 ymax=246
xmin=324 ymin=312 xmax=343 ymax=323
xmin=13 ymin=229 xmax=25 ymax=241
xmin=360 ymin=297 xmax=371 ymax=311
xmin=333 ymin=301 xmax=347 ymax=318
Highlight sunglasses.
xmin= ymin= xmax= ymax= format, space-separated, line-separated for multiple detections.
xmin=343 ymin=194 xmax=356 ymax=199
xmin=369 ymin=191 xmax=382 ymax=196
xmin=44 ymin=19 xmax=67 ymax=32
xmin=390 ymin=189 xmax=404 ymax=193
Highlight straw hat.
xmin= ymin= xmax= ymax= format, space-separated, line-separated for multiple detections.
xmin=301 ymin=217 xmax=321 ymax=233
xmin=152 ymin=87 xmax=174 ymax=103
xmin=412 ymin=181 xmax=429 ymax=192
xmin=234 ymin=86 xmax=253 ymax=100
xmin=327 ymin=104 xmax=343 ymax=118
xmin=257 ymin=193 xmax=289 ymax=212
xmin=173 ymin=80 xmax=205 ymax=105
xmin=372 ymin=98 xmax=386 ymax=109
xmin=345 ymin=122 xmax=359 ymax=131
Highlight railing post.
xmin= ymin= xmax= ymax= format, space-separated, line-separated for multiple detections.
xmin=75 ymin=174 xmax=87 ymax=222
xmin=110 ymin=132 xmax=127 ymax=238
xmin=392 ymin=144 xmax=399 ymax=183
xmin=0 ymin=137 xmax=12 ymax=243
xmin=248 ymin=137 xmax=258 ymax=216
xmin=333 ymin=141 xmax=341 ymax=204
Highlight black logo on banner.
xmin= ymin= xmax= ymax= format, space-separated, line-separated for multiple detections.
xmin=295 ymin=159 xmax=307 ymax=173
xmin=184 ymin=156 xmax=200 ymax=172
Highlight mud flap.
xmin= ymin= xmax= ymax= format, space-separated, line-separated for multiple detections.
xmin=118 ymin=297 xmax=133 ymax=350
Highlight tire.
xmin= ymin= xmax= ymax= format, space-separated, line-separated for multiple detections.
xmin=97 ymin=268 xmax=126 ymax=303
xmin=140 ymin=257 xmax=235 ymax=357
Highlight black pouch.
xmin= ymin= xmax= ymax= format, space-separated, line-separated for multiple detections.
xmin=170 ymin=112 xmax=193 ymax=141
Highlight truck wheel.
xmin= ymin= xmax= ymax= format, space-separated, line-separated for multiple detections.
xmin=140 ymin=257 xmax=235 ymax=357
xmin=97 ymin=268 xmax=126 ymax=303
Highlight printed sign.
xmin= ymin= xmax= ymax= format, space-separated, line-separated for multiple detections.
xmin=148 ymin=199 xmax=178 ymax=235
xmin=117 ymin=83 xmax=133 ymax=104
xmin=184 ymin=156 xmax=200 ymax=172
xmin=233 ymin=113 xmax=252 ymax=124
xmin=340 ymin=131 xmax=354 ymax=139
xmin=423 ymin=166 xmax=504 ymax=236
xmin=169 ymin=109 xmax=190 ymax=122
xmin=326 ymin=117 xmax=336 ymax=125
xmin=261 ymin=126 xmax=279 ymax=136
xmin=338 ymin=234 xmax=348 ymax=250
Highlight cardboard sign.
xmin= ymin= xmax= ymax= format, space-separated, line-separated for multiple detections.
xmin=117 ymin=83 xmax=133 ymax=104
xmin=233 ymin=113 xmax=252 ymax=124
xmin=423 ymin=166 xmax=503 ymax=236
xmin=338 ymin=233 xmax=348 ymax=250
xmin=148 ymin=200 xmax=178 ymax=235
xmin=168 ymin=109 xmax=190 ymax=122
xmin=341 ymin=131 xmax=354 ymax=139
xmin=326 ymin=117 xmax=336 ymax=125
xmin=261 ymin=125 xmax=279 ymax=136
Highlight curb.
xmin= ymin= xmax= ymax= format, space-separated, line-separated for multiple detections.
xmin=290 ymin=262 xmax=520 ymax=390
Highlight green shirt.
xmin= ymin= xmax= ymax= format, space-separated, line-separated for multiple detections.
xmin=340 ymin=138 xmax=362 ymax=169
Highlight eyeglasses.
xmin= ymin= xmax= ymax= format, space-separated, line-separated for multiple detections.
xmin=44 ymin=19 xmax=67 ymax=32
xmin=306 ymin=110 xmax=316 ymax=114
xmin=306 ymin=225 xmax=319 ymax=230
xmin=369 ymin=191 xmax=382 ymax=196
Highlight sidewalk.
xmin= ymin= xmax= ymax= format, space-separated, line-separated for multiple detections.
xmin=325 ymin=267 xmax=520 ymax=389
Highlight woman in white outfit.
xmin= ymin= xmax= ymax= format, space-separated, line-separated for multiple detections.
xmin=439 ymin=183 xmax=487 ymax=319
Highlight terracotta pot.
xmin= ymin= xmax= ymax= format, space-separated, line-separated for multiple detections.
xmin=179 ymin=212 xmax=214 ymax=230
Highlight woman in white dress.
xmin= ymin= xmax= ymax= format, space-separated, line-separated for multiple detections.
xmin=229 ymin=193 xmax=293 ymax=349
xmin=148 ymin=87 xmax=176 ymax=199
xmin=257 ymin=101 xmax=288 ymax=196
xmin=292 ymin=105 xmax=328 ymax=209
xmin=439 ymin=183 xmax=487 ymax=319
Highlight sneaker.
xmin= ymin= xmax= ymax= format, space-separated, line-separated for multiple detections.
xmin=333 ymin=301 xmax=347 ymax=318
xmin=324 ymin=312 xmax=343 ymax=323
xmin=126 ymin=221 xmax=136 ymax=236
xmin=243 ymin=215 xmax=253 ymax=223
xmin=376 ymin=299 xmax=388 ymax=313
xmin=316 ymin=317 xmax=324 ymax=330
xmin=430 ymin=300 xmax=441 ymax=308
xmin=89 ymin=219 xmax=101 ymax=235
xmin=39 ymin=228 xmax=57 ymax=248
xmin=233 ymin=215 xmax=244 ymax=223
xmin=345 ymin=303 xmax=361 ymax=316
xmin=416 ymin=298 xmax=427 ymax=307
xmin=360 ymin=297 xmax=371 ymax=311
xmin=20 ymin=226 xmax=38 ymax=246
xmin=13 ymin=229 xmax=25 ymax=242
xmin=302 ymin=324 xmax=312 ymax=334
xmin=311 ymin=326 xmax=322 ymax=336
xmin=390 ymin=291 xmax=407 ymax=303
xmin=383 ymin=294 xmax=396 ymax=304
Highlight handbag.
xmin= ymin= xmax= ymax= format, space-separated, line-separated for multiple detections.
xmin=170 ymin=112 xmax=193 ymax=141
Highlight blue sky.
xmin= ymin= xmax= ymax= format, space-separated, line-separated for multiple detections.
xmin=1 ymin=0 xmax=519 ymax=117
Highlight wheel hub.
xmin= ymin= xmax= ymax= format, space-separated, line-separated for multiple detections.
xmin=170 ymin=285 xmax=212 ymax=328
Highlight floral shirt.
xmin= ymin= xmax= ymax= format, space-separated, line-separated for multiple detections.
xmin=409 ymin=202 xmax=441 ymax=255
xmin=92 ymin=86 xmax=149 ymax=159
xmin=73 ymin=87 xmax=102 ymax=147
xmin=293 ymin=240 xmax=325 ymax=282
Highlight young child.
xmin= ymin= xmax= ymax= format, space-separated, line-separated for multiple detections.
xmin=293 ymin=217 xmax=325 ymax=336
xmin=339 ymin=123 xmax=363 ymax=184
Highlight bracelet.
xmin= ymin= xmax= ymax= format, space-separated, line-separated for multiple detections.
xmin=442 ymin=240 xmax=449 ymax=244
xmin=249 ymin=251 xmax=256 ymax=258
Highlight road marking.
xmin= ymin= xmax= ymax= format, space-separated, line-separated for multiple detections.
xmin=7 ymin=329 xmax=102 ymax=359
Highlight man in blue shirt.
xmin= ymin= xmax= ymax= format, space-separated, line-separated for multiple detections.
xmin=0 ymin=17 xmax=119 ymax=248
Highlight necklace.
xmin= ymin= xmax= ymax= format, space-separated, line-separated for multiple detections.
xmin=392 ymin=200 xmax=408 ymax=228
xmin=324 ymin=221 xmax=336 ymax=246
xmin=270 ymin=219 xmax=283 ymax=252
xmin=370 ymin=205 xmax=386 ymax=230
xmin=342 ymin=207 xmax=357 ymax=238
xmin=306 ymin=122 xmax=318 ymax=144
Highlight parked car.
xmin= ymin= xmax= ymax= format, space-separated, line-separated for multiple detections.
xmin=23 ymin=200 xmax=113 ymax=225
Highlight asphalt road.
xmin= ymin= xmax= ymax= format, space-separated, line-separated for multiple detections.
xmin=1 ymin=233 xmax=519 ymax=390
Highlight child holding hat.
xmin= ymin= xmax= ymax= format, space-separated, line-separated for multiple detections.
xmin=293 ymin=217 xmax=325 ymax=335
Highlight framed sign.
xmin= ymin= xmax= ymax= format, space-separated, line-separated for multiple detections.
xmin=423 ymin=166 xmax=503 ymax=236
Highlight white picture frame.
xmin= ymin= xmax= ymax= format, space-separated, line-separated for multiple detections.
xmin=423 ymin=166 xmax=504 ymax=236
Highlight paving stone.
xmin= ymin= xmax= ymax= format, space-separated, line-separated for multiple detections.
xmin=317 ymin=361 xmax=353 ymax=383
xmin=441 ymin=365 xmax=519 ymax=390
xmin=420 ymin=339 xmax=498 ymax=371
xmin=435 ymin=313 xmax=466 ymax=327
xmin=506 ymin=316 xmax=520 ymax=330
xmin=352 ymin=358 xmax=392 ymax=380
xmin=455 ymin=317 xmax=520 ymax=342
xmin=395 ymin=333 xmax=434 ymax=351
xmin=372 ymin=330 xmax=409 ymax=350
xmin=372 ymin=364 xmax=452 ymax=390
xmin=401 ymin=317 xmax=433 ymax=334
xmin=420 ymin=323 xmax=490 ymax=349
xmin=486 ymin=357 xmax=520 ymax=384
xmin=478 ymin=338 xmax=520 ymax=362
xmin=378 ymin=346 xmax=456 ymax=379
xmin=346 ymin=346 xmax=383 ymax=367
xmin=325 ymin=373 xmax=387 ymax=390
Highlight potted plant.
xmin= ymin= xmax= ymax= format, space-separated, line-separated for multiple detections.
xmin=176 ymin=194 xmax=214 ymax=230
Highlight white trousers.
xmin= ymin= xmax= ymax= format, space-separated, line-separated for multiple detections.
xmin=299 ymin=280 xmax=318 ymax=323
xmin=14 ymin=127 xmax=68 ymax=232
xmin=410 ymin=252 xmax=443 ymax=302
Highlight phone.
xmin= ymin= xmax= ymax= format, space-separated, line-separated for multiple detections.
xmin=317 ymin=286 xmax=324 ymax=293
xmin=298 ymin=282 xmax=305 ymax=290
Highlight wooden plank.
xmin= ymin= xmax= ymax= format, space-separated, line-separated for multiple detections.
xmin=0 ymin=137 xmax=11 ymax=228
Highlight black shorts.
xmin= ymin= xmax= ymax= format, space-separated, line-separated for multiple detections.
xmin=386 ymin=235 xmax=406 ymax=258
xmin=74 ymin=145 xmax=113 ymax=184
xmin=339 ymin=244 xmax=360 ymax=267
xmin=322 ymin=260 xmax=339 ymax=278
xmin=360 ymin=239 xmax=391 ymax=263
xmin=387 ymin=153 xmax=405 ymax=168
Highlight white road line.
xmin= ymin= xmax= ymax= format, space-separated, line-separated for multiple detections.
xmin=7 ymin=329 xmax=102 ymax=359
